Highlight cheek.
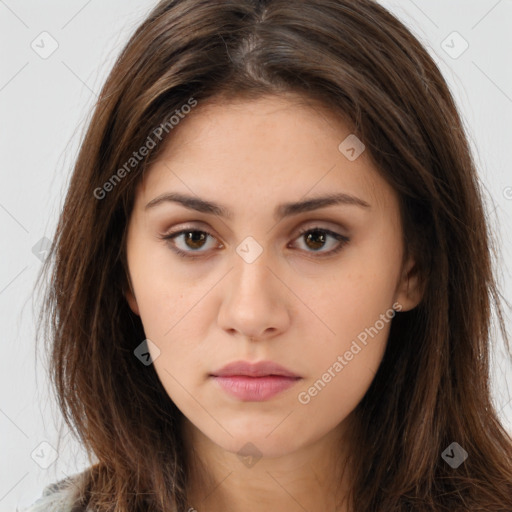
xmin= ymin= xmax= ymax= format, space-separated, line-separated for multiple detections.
xmin=308 ymin=263 xmax=399 ymax=347
xmin=131 ymin=266 xmax=215 ymax=384
xmin=295 ymin=314 xmax=392 ymax=438
xmin=294 ymin=259 xmax=398 ymax=409
xmin=128 ymin=241 xmax=199 ymax=336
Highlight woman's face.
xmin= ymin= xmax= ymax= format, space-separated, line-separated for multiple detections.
xmin=125 ymin=94 xmax=421 ymax=459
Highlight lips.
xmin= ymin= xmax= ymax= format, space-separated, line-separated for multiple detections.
xmin=210 ymin=360 xmax=300 ymax=378
xmin=210 ymin=360 xmax=302 ymax=401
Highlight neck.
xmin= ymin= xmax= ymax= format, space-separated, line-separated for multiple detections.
xmin=181 ymin=417 xmax=353 ymax=512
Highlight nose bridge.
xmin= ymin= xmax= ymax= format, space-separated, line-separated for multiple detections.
xmin=231 ymin=242 xmax=276 ymax=301
xmin=217 ymin=241 xmax=290 ymax=339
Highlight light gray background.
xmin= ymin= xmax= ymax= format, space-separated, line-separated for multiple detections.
xmin=1 ymin=1 xmax=511 ymax=510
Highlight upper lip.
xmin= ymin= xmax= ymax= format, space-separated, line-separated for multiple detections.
xmin=210 ymin=360 xmax=301 ymax=378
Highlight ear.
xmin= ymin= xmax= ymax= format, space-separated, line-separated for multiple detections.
xmin=124 ymin=275 xmax=140 ymax=316
xmin=394 ymin=254 xmax=424 ymax=312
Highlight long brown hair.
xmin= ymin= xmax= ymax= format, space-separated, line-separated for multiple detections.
xmin=36 ymin=0 xmax=512 ymax=510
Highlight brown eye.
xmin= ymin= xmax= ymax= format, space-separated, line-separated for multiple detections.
xmin=182 ymin=231 xmax=208 ymax=250
xmin=161 ymin=225 xmax=349 ymax=259
xmin=161 ymin=228 xmax=221 ymax=258
xmin=292 ymin=227 xmax=350 ymax=256
xmin=303 ymin=230 xmax=328 ymax=251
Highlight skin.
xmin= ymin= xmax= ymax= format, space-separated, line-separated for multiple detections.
xmin=125 ymin=93 xmax=422 ymax=512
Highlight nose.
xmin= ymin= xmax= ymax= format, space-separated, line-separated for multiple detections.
xmin=217 ymin=250 xmax=291 ymax=342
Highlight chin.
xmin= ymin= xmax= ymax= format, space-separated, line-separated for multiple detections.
xmin=208 ymin=425 xmax=307 ymax=460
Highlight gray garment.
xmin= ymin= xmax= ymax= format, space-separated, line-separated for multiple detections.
xmin=18 ymin=475 xmax=83 ymax=512
xmin=18 ymin=472 xmax=179 ymax=512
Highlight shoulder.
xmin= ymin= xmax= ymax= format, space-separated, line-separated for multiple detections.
xmin=18 ymin=471 xmax=88 ymax=512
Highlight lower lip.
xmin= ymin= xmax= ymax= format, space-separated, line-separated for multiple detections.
xmin=211 ymin=375 xmax=301 ymax=401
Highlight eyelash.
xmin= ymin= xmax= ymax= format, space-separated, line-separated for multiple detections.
xmin=160 ymin=225 xmax=350 ymax=259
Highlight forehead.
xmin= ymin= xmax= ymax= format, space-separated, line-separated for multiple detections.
xmin=136 ymin=94 xmax=393 ymax=215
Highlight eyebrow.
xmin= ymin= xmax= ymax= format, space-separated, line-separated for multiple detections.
xmin=145 ymin=191 xmax=371 ymax=220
